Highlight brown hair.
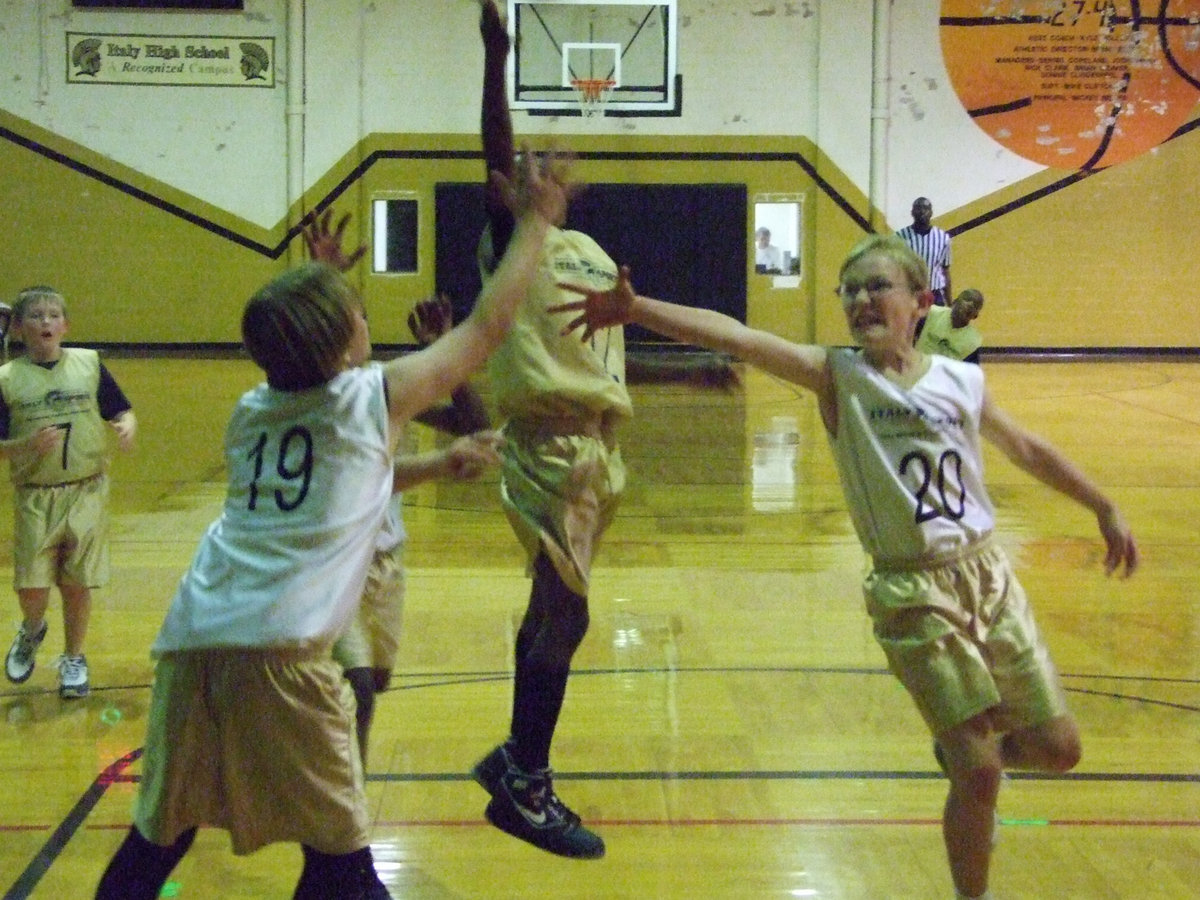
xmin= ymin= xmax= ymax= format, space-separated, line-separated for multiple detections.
xmin=241 ymin=262 xmax=360 ymax=391
xmin=13 ymin=286 xmax=67 ymax=322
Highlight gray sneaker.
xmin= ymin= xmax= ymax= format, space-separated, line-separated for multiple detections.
xmin=56 ymin=654 xmax=89 ymax=699
xmin=5 ymin=621 xmax=47 ymax=683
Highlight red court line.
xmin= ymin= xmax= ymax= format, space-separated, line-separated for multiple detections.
xmin=359 ymin=816 xmax=1200 ymax=829
xmin=5 ymin=815 xmax=1197 ymax=837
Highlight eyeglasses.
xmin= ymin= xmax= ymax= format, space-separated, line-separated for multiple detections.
xmin=834 ymin=278 xmax=896 ymax=303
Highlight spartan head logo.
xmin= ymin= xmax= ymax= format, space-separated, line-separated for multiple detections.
xmin=239 ymin=42 xmax=269 ymax=81
xmin=72 ymin=39 xmax=102 ymax=77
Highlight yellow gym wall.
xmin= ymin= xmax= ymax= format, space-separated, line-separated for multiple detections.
xmin=3 ymin=111 xmax=1198 ymax=350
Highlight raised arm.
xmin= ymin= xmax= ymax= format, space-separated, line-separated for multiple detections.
xmin=553 ymin=265 xmax=831 ymax=397
xmin=979 ymin=392 xmax=1138 ymax=576
xmin=480 ymin=0 xmax=517 ymax=253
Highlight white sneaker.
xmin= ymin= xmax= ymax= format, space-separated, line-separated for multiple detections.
xmin=56 ymin=654 xmax=89 ymax=699
xmin=5 ymin=621 xmax=47 ymax=683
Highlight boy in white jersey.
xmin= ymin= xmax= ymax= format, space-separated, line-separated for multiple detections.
xmin=1 ymin=287 xmax=136 ymax=699
xmin=468 ymin=0 xmax=629 ymax=861
xmin=94 ymin=150 xmax=571 ymax=900
xmin=553 ymin=234 xmax=1139 ymax=900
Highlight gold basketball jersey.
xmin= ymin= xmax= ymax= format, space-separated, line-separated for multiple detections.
xmin=0 ymin=348 xmax=107 ymax=485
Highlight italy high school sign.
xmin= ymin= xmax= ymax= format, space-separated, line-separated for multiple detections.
xmin=66 ymin=33 xmax=275 ymax=87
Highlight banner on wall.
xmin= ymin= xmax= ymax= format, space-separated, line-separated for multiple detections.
xmin=940 ymin=1 xmax=1200 ymax=169
xmin=66 ymin=33 xmax=274 ymax=87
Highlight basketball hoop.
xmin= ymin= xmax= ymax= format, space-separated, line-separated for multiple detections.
xmin=570 ymin=78 xmax=616 ymax=118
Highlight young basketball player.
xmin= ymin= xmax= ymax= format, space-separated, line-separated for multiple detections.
xmin=94 ymin=149 xmax=571 ymax=900
xmin=916 ymin=288 xmax=985 ymax=363
xmin=1 ymin=287 xmax=136 ymax=699
xmin=468 ymin=0 xmax=629 ymax=860
xmin=552 ymin=234 xmax=1138 ymax=900
xmin=303 ymin=213 xmax=501 ymax=768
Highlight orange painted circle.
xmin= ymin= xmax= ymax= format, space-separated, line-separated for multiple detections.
xmin=940 ymin=1 xmax=1200 ymax=169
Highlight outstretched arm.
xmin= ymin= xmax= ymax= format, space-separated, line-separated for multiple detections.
xmin=980 ymin=393 xmax=1138 ymax=576
xmin=391 ymin=430 xmax=504 ymax=492
xmin=553 ymin=265 xmax=831 ymax=397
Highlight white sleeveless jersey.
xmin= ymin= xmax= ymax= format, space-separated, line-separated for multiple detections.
xmin=827 ymin=349 xmax=994 ymax=564
xmin=153 ymin=365 xmax=393 ymax=652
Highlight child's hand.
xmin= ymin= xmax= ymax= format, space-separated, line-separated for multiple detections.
xmin=111 ymin=411 xmax=137 ymax=453
xmin=444 ymin=430 xmax=504 ymax=480
xmin=1098 ymin=506 xmax=1139 ymax=577
xmin=489 ymin=144 xmax=573 ymax=227
xmin=408 ymin=295 xmax=454 ymax=346
xmin=26 ymin=426 xmax=62 ymax=458
xmin=550 ymin=264 xmax=638 ymax=341
xmin=302 ymin=209 xmax=366 ymax=272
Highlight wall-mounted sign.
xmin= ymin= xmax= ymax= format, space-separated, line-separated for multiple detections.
xmin=67 ymin=33 xmax=274 ymax=87
xmin=941 ymin=1 xmax=1200 ymax=169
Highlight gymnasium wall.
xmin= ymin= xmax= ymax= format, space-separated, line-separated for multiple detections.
xmin=0 ymin=0 xmax=1196 ymax=351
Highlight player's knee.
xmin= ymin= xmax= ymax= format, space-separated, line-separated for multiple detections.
xmin=1046 ymin=731 xmax=1082 ymax=772
xmin=953 ymin=761 xmax=1004 ymax=806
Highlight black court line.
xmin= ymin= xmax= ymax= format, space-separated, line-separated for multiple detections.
xmin=2 ymin=748 xmax=141 ymax=900
xmin=3 ymin=664 xmax=1196 ymax=897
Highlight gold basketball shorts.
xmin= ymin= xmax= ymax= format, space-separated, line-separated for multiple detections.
xmin=13 ymin=474 xmax=109 ymax=590
xmin=333 ymin=543 xmax=406 ymax=672
xmin=864 ymin=539 xmax=1070 ymax=737
xmin=134 ymin=647 xmax=369 ymax=856
xmin=499 ymin=417 xmax=625 ymax=596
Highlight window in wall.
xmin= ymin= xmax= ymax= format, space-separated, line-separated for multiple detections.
xmin=372 ymin=196 xmax=419 ymax=275
xmin=753 ymin=196 xmax=803 ymax=285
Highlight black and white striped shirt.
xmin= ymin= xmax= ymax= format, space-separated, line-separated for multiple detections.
xmin=896 ymin=225 xmax=951 ymax=291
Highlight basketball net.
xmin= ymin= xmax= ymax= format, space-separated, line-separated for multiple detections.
xmin=570 ymin=78 xmax=616 ymax=118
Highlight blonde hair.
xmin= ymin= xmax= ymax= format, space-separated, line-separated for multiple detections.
xmin=241 ymin=262 xmax=360 ymax=391
xmin=839 ymin=234 xmax=929 ymax=292
xmin=13 ymin=286 xmax=67 ymax=322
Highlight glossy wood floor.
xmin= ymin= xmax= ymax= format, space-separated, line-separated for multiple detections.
xmin=0 ymin=356 xmax=1197 ymax=899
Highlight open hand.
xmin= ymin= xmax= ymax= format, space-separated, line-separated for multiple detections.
xmin=408 ymin=294 xmax=454 ymax=346
xmin=550 ymin=265 xmax=638 ymax=341
xmin=488 ymin=144 xmax=574 ymax=227
xmin=478 ymin=0 xmax=511 ymax=53
xmin=302 ymin=209 xmax=366 ymax=272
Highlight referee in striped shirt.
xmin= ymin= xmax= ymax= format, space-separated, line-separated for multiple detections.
xmin=897 ymin=196 xmax=952 ymax=306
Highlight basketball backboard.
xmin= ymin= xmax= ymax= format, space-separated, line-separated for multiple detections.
xmin=507 ymin=0 xmax=679 ymax=116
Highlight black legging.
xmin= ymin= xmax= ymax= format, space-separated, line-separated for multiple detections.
xmin=508 ymin=552 xmax=590 ymax=772
xmin=94 ymin=827 xmax=390 ymax=900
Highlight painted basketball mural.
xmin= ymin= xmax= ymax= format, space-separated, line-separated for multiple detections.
xmin=941 ymin=1 xmax=1200 ymax=169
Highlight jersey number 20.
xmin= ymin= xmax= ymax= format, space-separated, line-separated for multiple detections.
xmin=899 ymin=449 xmax=966 ymax=523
